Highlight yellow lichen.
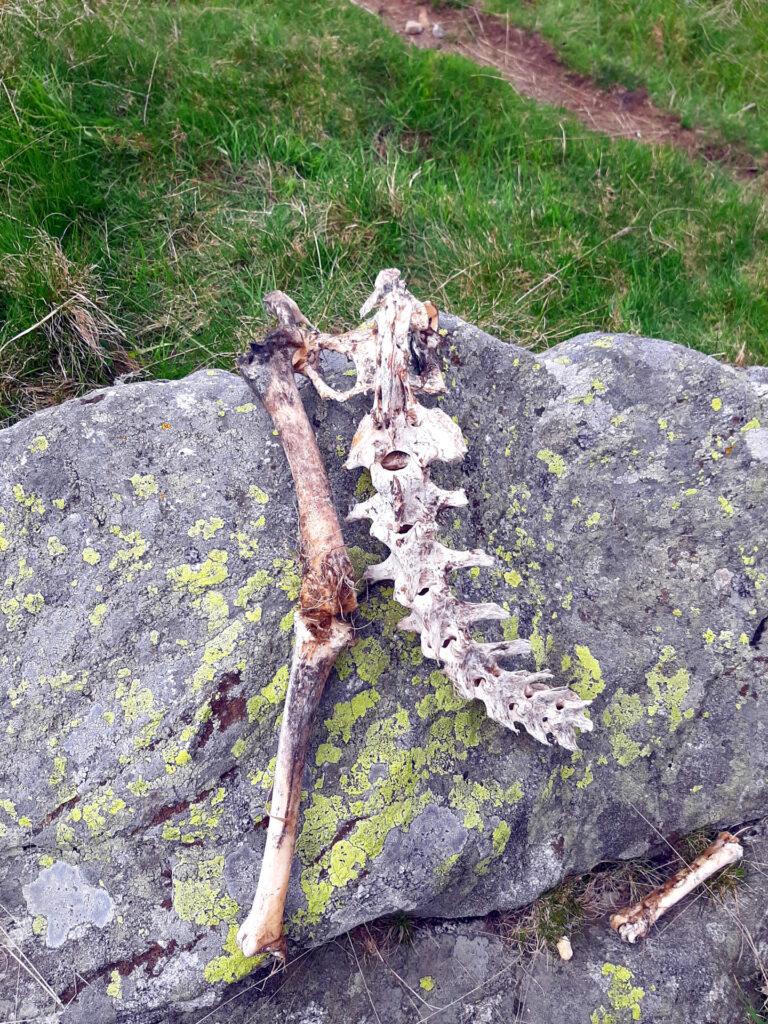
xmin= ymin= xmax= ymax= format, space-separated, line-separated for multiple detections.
xmin=591 ymin=963 xmax=644 ymax=1023
xmin=168 ymin=550 xmax=229 ymax=595
xmin=12 ymin=485 xmax=44 ymax=515
xmin=536 ymin=449 xmax=566 ymax=478
xmin=27 ymin=435 xmax=49 ymax=454
xmin=188 ymin=516 xmax=225 ymax=540
xmin=602 ymin=690 xmax=650 ymax=767
xmin=204 ymin=924 xmax=266 ymax=983
xmin=47 ymin=536 xmax=67 ymax=557
xmin=106 ymin=969 xmax=122 ymax=999
xmin=570 ymin=645 xmax=605 ymax=701
xmin=172 ymin=856 xmax=239 ymax=927
xmin=130 ymin=473 xmax=159 ymax=500
xmin=89 ymin=603 xmax=108 ymax=627
xmin=646 ymin=646 xmax=692 ymax=731
xmin=248 ymin=485 xmax=269 ymax=504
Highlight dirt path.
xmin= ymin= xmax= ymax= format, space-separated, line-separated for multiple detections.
xmin=352 ymin=0 xmax=765 ymax=179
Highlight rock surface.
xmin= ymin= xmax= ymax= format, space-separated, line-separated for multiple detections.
xmin=197 ymin=825 xmax=768 ymax=1024
xmin=0 ymin=317 xmax=766 ymax=1022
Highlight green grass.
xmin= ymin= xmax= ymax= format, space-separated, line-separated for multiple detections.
xmin=1 ymin=0 xmax=767 ymax=423
xmin=484 ymin=0 xmax=768 ymax=154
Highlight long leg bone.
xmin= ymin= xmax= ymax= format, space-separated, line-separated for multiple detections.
xmin=274 ymin=270 xmax=593 ymax=750
xmin=610 ymin=831 xmax=744 ymax=943
xmin=236 ymin=320 xmax=356 ymax=960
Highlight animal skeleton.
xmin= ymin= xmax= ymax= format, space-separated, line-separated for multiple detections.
xmin=236 ymin=270 xmax=592 ymax=959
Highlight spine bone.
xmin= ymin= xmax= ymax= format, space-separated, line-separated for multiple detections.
xmin=300 ymin=270 xmax=593 ymax=750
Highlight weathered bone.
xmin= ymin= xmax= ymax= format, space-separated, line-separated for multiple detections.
xmin=610 ymin=831 xmax=744 ymax=943
xmin=235 ymin=272 xmax=592 ymax=959
xmin=235 ymin=323 xmax=356 ymax=960
xmin=283 ymin=269 xmax=593 ymax=750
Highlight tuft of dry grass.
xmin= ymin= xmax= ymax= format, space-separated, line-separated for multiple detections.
xmin=0 ymin=233 xmax=138 ymax=423
xmin=492 ymin=855 xmax=666 ymax=956
xmin=354 ymin=912 xmax=418 ymax=961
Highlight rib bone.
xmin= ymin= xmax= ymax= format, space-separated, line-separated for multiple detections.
xmin=235 ymin=322 xmax=356 ymax=960
xmin=610 ymin=831 xmax=744 ymax=943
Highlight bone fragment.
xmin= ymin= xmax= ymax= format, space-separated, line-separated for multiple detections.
xmin=235 ymin=320 xmax=356 ymax=960
xmin=610 ymin=831 xmax=744 ymax=943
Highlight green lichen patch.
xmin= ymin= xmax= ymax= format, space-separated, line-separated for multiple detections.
xmin=415 ymin=670 xmax=465 ymax=720
xmin=204 ymin=924 xmax=266 ymax=983
xmin=316 ymin=743 xmax=342 ymax=766
xmin=328 ymin=839 xmax=367 ymax=887
xmin=492 ymin=820 xmax=511 ymax=856
xmin=248 ymin=485 xmax=269 ymax=504
xmin=503 ymin=569 xmax=522 ymax=588
xmin=357 ymin=587 xmax=410 ymax=639
xmin=188 ymin=516 xmax=225 ymax=540
xmin=591 ymin=963 xmax=645 ymax=1023
xmin=46 ymin=535 xmax=67 ymax=557
xmin=235 ymin=569 xmax=271 ymax=611
xmin=435 ymin=853 xmax=460 ymax=877
xmin=68 ymin=786 xmax=129 ymax=836
xmin=536 ymin=449 xmax=566 ymax=478
xmin=172 ymin=855 xmax=239 ymax=927
xmin=602 ymin=690 xmax=650 ymax=767
xmin=347 ymin=545 xmax=382 ymax=585
xmin=448 ymin=778 xmax=523 ymax=831
xmin=12 ymin=484 xmax=45 ymax=514
xmin=324 ymin=689 xmax=380 ymax=743
xmin=718 ymin=495 xmax=736 ymax=518
xmin=295 ymin=708 xmax=441 ymax=927
xmin=89 ymin=602 xmax=108 ymax=628
xmin=27 ymin=435 xmax=49 ymax=454
xmin=108 ymin=526 xmax=151 ymax=581
xmin=646 ymin=646 xmax=692 ymax=731
xmin=167 ymin=549 xmax=229 ymax=595
xmin=273 ymin=557 xmax=300 ymax=601
xmin=354 ymin=470 xmax=375 ymax=501
xmin=246 ymin=664 xmax=288 ymax=724
xmin=570 ymin=645 xmax=605 ymax=701
xmin=130 ymin=473 xmax=159 ymax=500
xmin=106 ymin=969 xmax=122 ymax=999
xmin=232 ymin=517 xmax=266 ymax=559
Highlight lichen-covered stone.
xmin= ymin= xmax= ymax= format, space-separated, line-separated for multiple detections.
xmin=206 ymin=824 xmax=768 ymax=1024
xmin=0 ymin=320 xmax=766 ymax=1022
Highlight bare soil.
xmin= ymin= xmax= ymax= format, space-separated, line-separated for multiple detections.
xmin=352 ymin=0 xmax=766 ymax=178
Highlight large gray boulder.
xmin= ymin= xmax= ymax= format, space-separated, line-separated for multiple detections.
xmin=0 ymin=317 xmax=766 ymax=1023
